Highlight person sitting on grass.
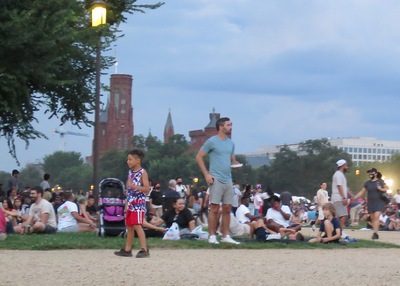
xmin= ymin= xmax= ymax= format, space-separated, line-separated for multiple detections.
xmin=0 ymin=207 xmax=7 ymax=240
xmin=1 ymin=197 xmax=17 ymax=233
xmin=153 ymin=197 xmax=196 ymax=234
xmin=309 ymin=203 xmax=341 ymax=243
xmin=57 ymin=192 xmax=96 ymax=232
xmin=142 ymin=212 xmax=168 ymax=237
xmin=14 ymin=186 xmax=57 ymax=235
xmin=235 ymin=197 xmax=262 ymax=224
xmin=77 ymin=196 xmax=98 ymax=224
xmin=385 ymin=210 xmax=400 ymax=231
xmin=265 ymin=195 xmax=301 ymax=233
xmin=86 ymin=195 xmax=100 ymax=220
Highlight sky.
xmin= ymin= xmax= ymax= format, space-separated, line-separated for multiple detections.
xmin=2 ymin=0 xmax=400 ymax=173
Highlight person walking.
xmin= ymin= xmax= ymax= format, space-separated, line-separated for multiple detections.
xmin=331 ymin=159 xmax=350 ymax=237
xmin=196 ymin=117 xmax=240 ymax=245
xmin=352 ymin=167 xmax=388 ymax=240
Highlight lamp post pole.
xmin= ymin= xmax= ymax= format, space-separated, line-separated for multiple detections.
xmin=93 ymin=44 xmax=101 ymax=204
xmin=91 ymin=1 xmax=107 ymax=205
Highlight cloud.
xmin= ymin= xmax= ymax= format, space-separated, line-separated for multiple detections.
xmin=2 ymin=0 xmax=400 ymax=172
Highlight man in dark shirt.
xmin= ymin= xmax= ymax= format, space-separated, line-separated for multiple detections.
xmin=161 ymin=179 xmax=180 ymax=213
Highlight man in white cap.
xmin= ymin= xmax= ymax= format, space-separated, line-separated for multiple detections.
xmin=331 ymin=159 xmax=350 ymax=236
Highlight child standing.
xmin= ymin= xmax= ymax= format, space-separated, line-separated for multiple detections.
xmin=114 ymin=149 xmax=150 ymax=258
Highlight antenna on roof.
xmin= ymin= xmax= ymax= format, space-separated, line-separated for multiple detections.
xmin=212 ymin=107 xmax=216 ymax=113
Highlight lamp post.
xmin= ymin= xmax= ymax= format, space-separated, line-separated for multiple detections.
xmin=91 ymin=1 xmax=107 ymax=204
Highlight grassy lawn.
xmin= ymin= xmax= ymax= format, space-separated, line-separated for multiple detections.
xmin=0 ymin=232 xmax=399 ymax=250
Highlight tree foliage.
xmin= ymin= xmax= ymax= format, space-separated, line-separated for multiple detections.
xmin=8 ymin=136 xmax=400 ymax=200
xmin=0 ymin=0 xmax=164 ymax=163
xmin=268 ymin=139 xmax=351 ymax=198
xmin=42 ymin=151 xmax=85 ymax=183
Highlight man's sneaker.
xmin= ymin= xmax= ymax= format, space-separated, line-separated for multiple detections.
xmin=136 ymin=248 xmax=150 ymax=258
xmin=221 ymin=235 xmax=240 ymax=245
xmin=341 ymin=232 xmax=348 ymax=239
xmin=372 ymin=233 xmax=379 ymax=240
xmin=114 ymin=248 xmax=132 ymax=257
xmin=208 ymin=235 xmax=220 ymax=244
xmin=312 ymin=224 xmax=316 ymax=232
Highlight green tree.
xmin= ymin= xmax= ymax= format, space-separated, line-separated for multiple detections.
xmin=268 ymin=146 xmax=301 ymax=193
xmin=231 ymin=155 xmax=256 ymax=186
xmin=42 ymin=151 xmax=84 ymax=183
xmin=0 ymin=0 xmax=163 ymax=163
xmin=18 ymin=164 xmax=43 ymax=190
xmin=265 ymin=139 xmax=352 ymax=198
xmin=0 ymin=171 xmax=10 ymax=191
xmin=297 ymin=139 xmax=351 ymax=197
xmin=57 ymin=164 xmax=92 ymax=192
xmin=100 ymin=149 xmax=128 ymax=181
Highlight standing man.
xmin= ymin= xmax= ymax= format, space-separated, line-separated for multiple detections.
xmin=40 ymin=173 xmax=51 ymax=191
xmin=331 ymin=159 xmax=350 ymax=236
xmin=314 ymin=182 xmax=329 ymax=230
xmin=231 ymin=182 xmax=242 ymax=216
xmin=393 ymin=189 xmax=400 ymax=210
xmin=175 ymin=177 xmax=190 ymax=202
xmin=196 ymin=117 xmax=240 ymax=245
xmin=7 ymin=169 xmax=20 ymax=193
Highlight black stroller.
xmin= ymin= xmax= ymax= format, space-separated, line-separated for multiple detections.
xmin=98 ymin=178 xmax=126 ymax=237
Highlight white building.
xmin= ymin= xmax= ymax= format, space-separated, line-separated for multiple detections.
xmin=245 ymin=137 xmax=400 ymax=167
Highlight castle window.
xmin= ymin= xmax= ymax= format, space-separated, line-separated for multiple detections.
xmin=121 ymin=99 xmax=126 ymax=104
xmin=114 ymin=92 xmax=119 ymax=109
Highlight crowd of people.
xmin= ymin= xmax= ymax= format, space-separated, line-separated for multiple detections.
xmin=2 ymin=117 xmax=400 ymax=254
xmin=0 ymin=171 xmax=99 ymax=240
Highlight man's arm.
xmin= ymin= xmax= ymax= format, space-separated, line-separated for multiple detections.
xmin=278 ymin=207 xmax=291 ymax=220
xmin=40 ymin=213 xmax=50 ymax=225
xmin=71 ymin=211 xmax=94 ymax=226
xmin=245 ymin=212 xmax=261 ymax=222
xmin=196 ymin=149 xmax=214 ymax=185
xmin=230 ymin=154 xmax=239 ymax=165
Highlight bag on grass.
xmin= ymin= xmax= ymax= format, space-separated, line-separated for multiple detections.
xmin=162 ymin=222 xmax=180 ymax=240
xmin=191 ymin=226 xmax=209 ymax=240
xmin=180 ymin=233 xmax=199 ymax=240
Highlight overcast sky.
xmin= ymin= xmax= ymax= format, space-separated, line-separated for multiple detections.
xmin=2 ymin=0 xmax=400 ymax=173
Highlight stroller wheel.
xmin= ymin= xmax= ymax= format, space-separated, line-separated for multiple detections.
xmin=119 ymin=230 xmax=127 ymax=238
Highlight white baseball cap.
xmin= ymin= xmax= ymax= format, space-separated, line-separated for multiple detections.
xmin=336 ymin=159 xmax=347 ymax=167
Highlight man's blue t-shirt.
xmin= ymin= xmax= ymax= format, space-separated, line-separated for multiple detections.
xmin=201 ymin=136 xmax=234 ymax=184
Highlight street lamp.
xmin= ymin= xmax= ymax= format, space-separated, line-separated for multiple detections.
xmin=91 ymin=0 xmax=107 ymax=205
xmin=386 ymin=179 xmax=394 ymax=194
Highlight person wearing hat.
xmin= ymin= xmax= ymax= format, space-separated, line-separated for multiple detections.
xmin=331 ymin=159 xmax=350 ymax=234
xmin=352 ymin=167 xmax=388 ymax=240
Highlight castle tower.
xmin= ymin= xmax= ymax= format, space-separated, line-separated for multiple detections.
xmin=96 ymin=74 xmax=134 ymax=157
xmin=188 ymin=109 xmax=221 ymax=152
xmin=164 ymin=109 xmax=175 ymax=143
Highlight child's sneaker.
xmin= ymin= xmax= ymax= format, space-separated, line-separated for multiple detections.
xmin=136 ymin=248 xmax=150 ymax=258
xmin=114 ymin=248 xmax=133 ymax=257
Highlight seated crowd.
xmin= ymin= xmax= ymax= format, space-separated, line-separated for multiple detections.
xmin=2 ymin=172 xmax=400 ymax=244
